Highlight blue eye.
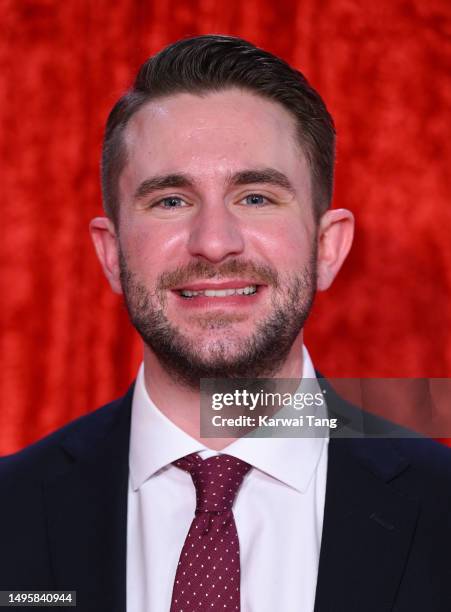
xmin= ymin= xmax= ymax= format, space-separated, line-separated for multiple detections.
xmin=158 ymin=197 xmax=185 ymax=208
xmin=244 ymin=194 xmax=268 ymax=206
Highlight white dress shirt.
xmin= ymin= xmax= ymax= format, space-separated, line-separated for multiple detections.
xmin=127 ymin=346 xmax=329 ymax=612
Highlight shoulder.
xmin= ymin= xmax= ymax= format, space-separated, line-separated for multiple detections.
xmin=0 ymin=385 xmax=134 ymax=486
xmin=323 ymin=377 xmax=451 ymax=496
xmin=330 ymin=426 xmax=451 ymax=518
xmin=346 ymin=434 xmax=451 ymax=479
xmin=392 ymin=435 xmax=451 ymax=492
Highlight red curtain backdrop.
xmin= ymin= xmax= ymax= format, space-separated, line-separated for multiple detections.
xmin=1 ymin=0 xmax=450 ymax=454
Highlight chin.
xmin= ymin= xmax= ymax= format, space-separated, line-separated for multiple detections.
xmin=192 ymin=337 xmax=251 ymax=359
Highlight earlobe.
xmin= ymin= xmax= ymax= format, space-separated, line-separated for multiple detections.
xmin=89 ymin=217 xmax=123 ymax=294
xmin=316 ymin=208 xmax=354 ymax=291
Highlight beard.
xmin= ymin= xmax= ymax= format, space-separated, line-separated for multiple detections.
xmin=119 ymin=246 xmax=317 ymax=389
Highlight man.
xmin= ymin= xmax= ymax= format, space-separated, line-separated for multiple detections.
xmin=1 ymin=35 xmax=450 ymax=612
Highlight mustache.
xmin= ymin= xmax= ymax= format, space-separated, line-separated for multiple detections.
xmin=157 ymin=259 xmax=279 ymax=290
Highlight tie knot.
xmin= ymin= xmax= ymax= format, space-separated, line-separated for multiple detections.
xmin=173 ymin=453 xmax=251 ymax=513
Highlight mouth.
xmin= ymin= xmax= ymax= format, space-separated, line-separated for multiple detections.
xmin=170 ymin=280 xmax=265 ymax=307
xmin=178 ymin=284 xmax=258 ymax=298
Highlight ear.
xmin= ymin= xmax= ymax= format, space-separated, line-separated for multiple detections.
xmin=89 ymin=217 xmax=123 ymax=294
xmin=316 ymin=208 xmax=354 ymax=291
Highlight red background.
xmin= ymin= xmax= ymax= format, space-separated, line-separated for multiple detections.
xmin=1 ymin=0 xmax=450 ymax=455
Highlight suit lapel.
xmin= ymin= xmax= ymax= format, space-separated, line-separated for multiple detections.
xmin=43 ymin=390 xmax=133 ymax=612
xmin=314 ymin=436 xmax=419 ymax=612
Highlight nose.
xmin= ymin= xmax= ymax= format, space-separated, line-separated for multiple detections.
xmin=187 ymin=201 xmax=245 ymax=263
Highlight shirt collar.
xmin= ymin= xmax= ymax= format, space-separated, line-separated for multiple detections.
xmin=129 ymin=367 xmax=207 ymax=490
xmin=129 ymin=346 xmax=328 ymax=493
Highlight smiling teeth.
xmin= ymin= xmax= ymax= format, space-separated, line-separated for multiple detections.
xmin=180 ymin=285 xmax=257 ymax=297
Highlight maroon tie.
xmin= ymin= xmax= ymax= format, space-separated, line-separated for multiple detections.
xmin=170 ymin=453 xmax=252 ymax=612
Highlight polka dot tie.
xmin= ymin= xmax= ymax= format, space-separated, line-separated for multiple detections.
xmin=170 ymin=453 xmax=252 ymax=612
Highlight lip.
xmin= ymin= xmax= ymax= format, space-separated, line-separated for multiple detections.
xmin=171 ymin=282 xmax=267 ymax=309
xmin=171 ymin=279 xmax=265 ymax=292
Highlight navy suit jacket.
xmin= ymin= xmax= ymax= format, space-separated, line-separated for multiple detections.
xmin=1 ymin=383 xmax=451 ymax=611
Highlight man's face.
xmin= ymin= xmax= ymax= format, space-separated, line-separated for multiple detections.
xmin=113 ymin=89 xmax=319 ymax=386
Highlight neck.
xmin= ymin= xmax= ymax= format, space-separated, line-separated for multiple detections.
xmin=142 ymin=335 xmax=305 ymax=451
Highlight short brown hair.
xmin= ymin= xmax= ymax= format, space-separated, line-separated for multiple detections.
xmin=101 ymin=35 xmax=336 ymax=225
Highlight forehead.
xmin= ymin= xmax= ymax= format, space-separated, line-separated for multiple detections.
xmin=120 ymin=88 xmax=309 ymax=195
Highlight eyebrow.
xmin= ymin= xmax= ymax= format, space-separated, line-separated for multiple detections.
xmin=228 ymin=168 xmax=296 ymax=196
xmin=133 ymin=167 xmax=296 ymax=201
xmin=134 ymin=174 xmax=194 ymax=201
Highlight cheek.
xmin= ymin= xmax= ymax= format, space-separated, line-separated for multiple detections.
xmin=119 ymin=220 xmax=187 ymax=275
xmin=246 ymin=217 xmax=313 ymax=270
